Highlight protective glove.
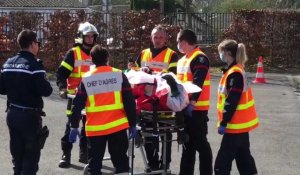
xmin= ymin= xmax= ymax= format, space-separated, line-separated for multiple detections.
xmin=185 ymin=104 xmax=194 ymax=118
xmin=69 ymin=128 xmax=80 ymax=143
xmin=218 ymin=126 xmax=226 ymax=135
xmin=129 ymin=126 xmax=137 ymax=140
xmin=59 ymin=88 xmax=68 ymax=99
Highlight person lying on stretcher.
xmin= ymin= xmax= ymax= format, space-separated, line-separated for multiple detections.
xmin=125 ymin=70 xmax=201 ymax=143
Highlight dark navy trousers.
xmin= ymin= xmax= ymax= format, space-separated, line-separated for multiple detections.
xmin=61 ymin=98 xmax=87 ymax=156
xmin=7 ymin=107 xmax=42 ymax=175
xmin=214 ymin=132 xmax=257 ymax=175
xmin=179 ymin=110 xmax=213 ymax=175
xmin=87 ymin=129 xmax=129 ymax=175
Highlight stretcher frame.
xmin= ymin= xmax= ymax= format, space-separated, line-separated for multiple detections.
xmin=80 ymin=97 xmax=179 ymax=175
xmin=129 ymin=119 xmax=176 ymax=175
xmin=129 ymin=97 xmax=178 ymax=175
xmin=83 ymin=116 xmax=176 ymax=175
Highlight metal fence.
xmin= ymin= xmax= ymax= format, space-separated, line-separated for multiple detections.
xmin=0 ymin=11 xmax=231 ymax=52
xmin=166 ymin=12 xmax=232 ymax=44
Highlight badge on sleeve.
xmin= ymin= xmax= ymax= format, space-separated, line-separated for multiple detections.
xmin=199 ymin=57 xmax=204 ymax=63
xmin=229 ymin=78 xmax=234 ymax=86
xmin=37 ymin=59 xmax=43 ymax=63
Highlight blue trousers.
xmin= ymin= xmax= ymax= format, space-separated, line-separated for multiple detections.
xmin=7 ymin=107 xmax=42 ymax=175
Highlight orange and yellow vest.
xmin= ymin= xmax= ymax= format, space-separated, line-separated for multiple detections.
xmin=82 ymin=66 xmax=129 ymax=136
xmin=177 ymin=47 xmax=210 ymax=110
xmin=217 ymin=64 xmax=259 ymax=133
xmin=140 ymin=48 xmax=176 ymax=73
xmin=60 ymin=46 xmax=93 ymax=95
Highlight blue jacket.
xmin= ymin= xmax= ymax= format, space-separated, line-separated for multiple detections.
xmin=0 ymin=51 xmax=53 ymax=109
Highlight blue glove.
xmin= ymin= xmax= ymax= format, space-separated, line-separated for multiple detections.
xmin=129 ymin=126 xmax=137 ymax=139
xmin=218 ymin=126 xmax=226 ymax=135
xmin=185 ymin=104 xmax=194 ymax=118
xmin=69 ymin=128 xmax=80 ymax=143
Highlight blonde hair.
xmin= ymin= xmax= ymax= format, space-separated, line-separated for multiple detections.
xmin=218 ymin=39 xmax=248 ymax=65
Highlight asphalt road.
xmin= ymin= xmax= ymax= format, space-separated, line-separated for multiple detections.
xmin=0 ymin=73 xmax=300 ymax=175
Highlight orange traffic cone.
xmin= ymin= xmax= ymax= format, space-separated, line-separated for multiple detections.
xmin=253 ymin=56 xmax=266 ymax=84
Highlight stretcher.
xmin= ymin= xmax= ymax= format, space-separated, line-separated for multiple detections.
xmin=78 ymin=70 xmax=188 ymax=174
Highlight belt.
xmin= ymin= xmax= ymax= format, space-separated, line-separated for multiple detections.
xmin=9 ymin=103 xmax=42 ymax=112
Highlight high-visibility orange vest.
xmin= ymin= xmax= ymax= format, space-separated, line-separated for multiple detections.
xmin=177 ymin=47 xmax=210 ymax=110
xmin=217 ymin=64 xmax=259 ymax=133
xmin=60 ymin=46 xmax=93 ymax=95
xmin=82 ymin=66 xmax=129 ymax=136
xmin=140 ymin=48 xmax=176 ymax=73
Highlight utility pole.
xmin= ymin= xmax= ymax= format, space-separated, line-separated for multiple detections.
xmin=160 ymin=0 xmax=164 ymax=19
xmin=184 ymin=0 xmax=192 ymax=29
xmin=102 ymin=0 xmax=112 ymax=36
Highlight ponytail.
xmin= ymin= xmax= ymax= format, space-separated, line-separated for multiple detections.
xmin=218 ymin=39 xmax=249 ymax=66
xmin=236 ymin=43 xmax=248 ymax=65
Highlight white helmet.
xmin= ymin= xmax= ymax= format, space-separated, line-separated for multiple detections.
xmin=78 ymin=22 xmax=99 ymax=36
xmin=75 ymin=22 xmax=99 ymax=44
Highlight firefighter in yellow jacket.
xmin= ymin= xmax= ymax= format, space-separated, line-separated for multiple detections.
xmin=128 ymin=24 xmax=178 ymax=74
xmin=177 ymin=29 xmax=213 ymax=175
xmin=56 ymin=22 xmax=98 ymax=167
xmin=69 ymin=44 xmax=137 ymax=174
xmin=128 ymin=25 xmax=179 ymax=171
xmin=214 ymin=39 xmax=259 ymax=175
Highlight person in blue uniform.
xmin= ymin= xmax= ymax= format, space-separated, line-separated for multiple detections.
xmin=0 ymin=29 xmax=53 ymax=175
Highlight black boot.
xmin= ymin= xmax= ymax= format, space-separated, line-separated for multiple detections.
xmin=58 ymin=153 xmax=71 ymax=168
xmin=79 ymin=150 xmax=88 ymax=164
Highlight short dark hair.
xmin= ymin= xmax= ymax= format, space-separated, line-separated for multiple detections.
xmin=17 ymin=29 xmax=38 ymax=49
xmin=90 ymin=44 xmax=109 ymax=66
xmin=177 ymin=29 xmax=197 ymax=45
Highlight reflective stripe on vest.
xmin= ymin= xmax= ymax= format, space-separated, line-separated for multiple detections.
xmin=82 ymin=66 xmax=129 ymax=136
xmin=66 ymin=110 xmax=72 ymax=115
xmin=67 ymin=46 xmax=93 ymax=94
xmin=140 ymin=48 xmax=174 ymax=72
xmin=85 ymin=117 xmax=128 ymax=131
xmin=86 ymin=91 xmax=123 ymax=112
xmin=61 ymin=61 xmax=73 ymax=71
xmin=217 ymin=64 xmax=259 ymax=133
xmin=177 ymin=48 xmax=210 ymax=110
